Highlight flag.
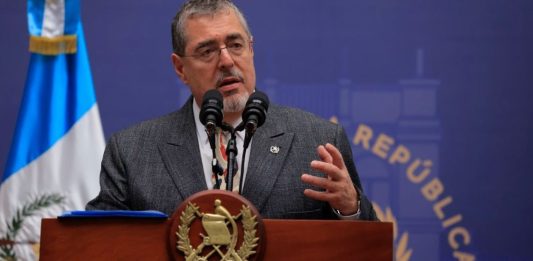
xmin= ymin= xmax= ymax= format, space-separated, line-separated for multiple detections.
xmin=0 ymin=0 xmax=104 ymax=259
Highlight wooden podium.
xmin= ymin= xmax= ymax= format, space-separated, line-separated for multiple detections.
xmin=40 ymin=192 xmax=392 ymax=260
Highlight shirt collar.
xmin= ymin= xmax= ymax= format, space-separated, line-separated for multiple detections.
xmin=192 ymin=100 xmax=209 ymax=145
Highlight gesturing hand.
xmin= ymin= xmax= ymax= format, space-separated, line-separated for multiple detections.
xmin=301 ymin=143 xmax=359 ymax=215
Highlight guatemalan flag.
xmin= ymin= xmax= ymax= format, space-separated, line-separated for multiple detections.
xmin=0 ymin=0 xmax=104 ymax=259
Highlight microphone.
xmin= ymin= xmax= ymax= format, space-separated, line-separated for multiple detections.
xmin=200 ymin=89 xmax=224 ymax=189
xmin=200 ymin=89 xmax=224 ymax=139
xmin=240 ymin=91 xmax=269 ymax=144
xmin=237 ymin=91 xmax=269 ymax=193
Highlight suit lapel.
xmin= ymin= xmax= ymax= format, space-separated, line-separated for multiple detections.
xmin=158 ymin=98 xmax=207 ymax=200
xmin=242 ymin=106 xmax=294 ymax=212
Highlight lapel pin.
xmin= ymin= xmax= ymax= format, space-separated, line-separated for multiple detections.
xmin=270 ymin=146 xmax=280 ymax=154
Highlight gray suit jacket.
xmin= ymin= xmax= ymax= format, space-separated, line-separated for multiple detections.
xmin=87 ymin=98 xmax=377 ymax=220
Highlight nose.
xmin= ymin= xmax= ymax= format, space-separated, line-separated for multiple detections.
xmin=217 ymin=47 xmax=235 ymax=70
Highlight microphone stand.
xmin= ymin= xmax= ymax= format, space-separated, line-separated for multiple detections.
xmin=206 ymin=127 xmax=223 ymax=189
xmin=221 ymin=123 xmax=238 ymax=192
xmin=235 ymin=122 xmax=251 ymax=194
xmin=221 ymin=121 xmax=260 ymax=194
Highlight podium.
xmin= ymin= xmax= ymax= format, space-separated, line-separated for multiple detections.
xmin=40 ymin=192 xmax=392 ymax=260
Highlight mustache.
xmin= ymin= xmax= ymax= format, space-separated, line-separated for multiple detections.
xmin=215 ymin=68 xmax=244 ymax=87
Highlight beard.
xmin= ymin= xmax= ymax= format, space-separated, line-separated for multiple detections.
xmin=223 ymin=91 xmax=249 ymax=113
xmin=215 ymin=68 xmax=250 ymax=113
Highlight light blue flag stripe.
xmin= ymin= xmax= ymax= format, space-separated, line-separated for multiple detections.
xmin=2 ymin=23 xmax=96 ymax=183
xmin=27 ymin=0 xmax=45 ymax=36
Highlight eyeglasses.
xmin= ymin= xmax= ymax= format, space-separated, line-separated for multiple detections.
xmin=181 ymin=40 xmax=252 ymax=63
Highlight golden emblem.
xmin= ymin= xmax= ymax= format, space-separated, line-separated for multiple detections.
xmin=176 ymin=199 xmax=259 ymax=261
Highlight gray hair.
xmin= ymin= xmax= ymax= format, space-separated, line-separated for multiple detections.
xmin=171 ymin=0 xmax=252 ymax=56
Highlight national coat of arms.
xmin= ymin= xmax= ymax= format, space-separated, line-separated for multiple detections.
xmin=174 ymin=198 xmax=260 ymax=261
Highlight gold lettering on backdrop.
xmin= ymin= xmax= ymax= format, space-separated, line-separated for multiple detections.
xmin=406 ymin=159 xmax=432 ymax=183
xmin=371 ymin=134 xmax=394 ymax=159
xmin=389 ymin=145 xmax=411 ymax=164
xmin=421 ymin=178 xmax=444 ymax=201
xmin=449 ymin=227 xmax=471 ymax=249
xmin=433 ymin=196 xmax=453 ymax=219
xmin=442 ymin=214 xmax=463 ymax=229
xmin=353 ymin=123 xmax=373 ymax=150
xmin=352 ymin=123 xmax=475 ymax=260
xmin=453 ymin=251 xmax=476 ymax=261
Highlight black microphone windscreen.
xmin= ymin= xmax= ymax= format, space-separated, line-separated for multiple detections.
xmin=247 ymin=91 xmax=270 ymax=111
xmin=202 ymin=89 xmax=223 ymax=105
xmin=200 ymin=89 xmax=223 ymax=126
xmin=242 ymin=90 xmax=269 ymax=129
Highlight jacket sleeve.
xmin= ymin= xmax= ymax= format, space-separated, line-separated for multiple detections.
xmin=335 ymin=124 xmax=378 ymax=221
xmin=86 ymin=133 xmax=130 ymax=211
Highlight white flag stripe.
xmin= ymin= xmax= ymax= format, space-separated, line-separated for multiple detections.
xmin=42 ymin=0 xmax=65 ymax=37
xmin=0 ymin=104 xmax=104 ymax=239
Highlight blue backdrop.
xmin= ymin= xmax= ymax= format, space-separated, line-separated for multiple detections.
xmin=1 ymin=1 xmax=532 ymax=260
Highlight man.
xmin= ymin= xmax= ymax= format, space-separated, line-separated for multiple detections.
xmin=87 ymin=0 xmax=377 ymax=220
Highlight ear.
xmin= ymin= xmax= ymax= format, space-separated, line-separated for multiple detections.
xmin=171 ymin=53 xmax=188 ymax=84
